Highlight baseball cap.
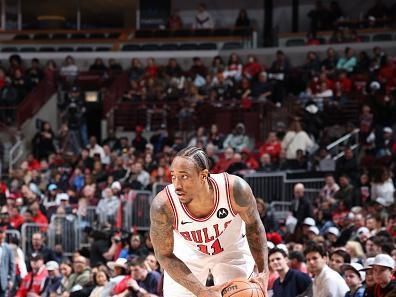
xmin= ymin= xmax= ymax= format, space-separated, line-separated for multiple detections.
xmin=267 ymin=241 xmax=275 ymax=249
xmin=303 ymin=217 xmax=316 ymax=226
xmin=31 ymin=253 xmax=44 ymax=261
xmin=372 ymin=254 xmax=395 ymax=270
xmin=342 ymin=263 xmax=365 ymax=280
xmin=383 ymin=127 xmax=393 ymax=134
xmin=46 ymin=261 xmax=59 ymax=271
xmin=48 ymin=184 xmax=58 ymax=191
xmin=276 ymin=243 xmax=289 ymax=255
xmin=111 ymin=181 xmax=122 ymax=191
xmin=357 ymin=227 xmax=370 ymax=236
xmin=326 ymin=227 xmax=340 ymax=237
xmin=107 ymin=258 xmax=128 ymax=270
xmin=308 ymin=226 xmax=319 ymax=235
xmin=360 ymin=257 xmax=375 ymax=271
xmin=57 ymin=193 xmax=69 ymax=201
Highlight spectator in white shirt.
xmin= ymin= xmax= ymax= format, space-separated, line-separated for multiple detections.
xmin=319 ymin=174 xmax=340 ymax=202
xmin=304 ymin=243 xmax=349 ymax=297
xmin=60 ymin=55 xmax=79 ymax=79
xmin=193 ymin=3 xmax=214 ymax=29
xmin=134 ymin=162 xmax=150 ymax=188
xmin=87 ymin=136 xmax=105 ymax=161
xmin=96 ymin=188 xmax=120 ymax=225
xmin=282 ymin=120 xmax=315 ymax=160
xmin=370 ymin=166 xmax=395 ymax=207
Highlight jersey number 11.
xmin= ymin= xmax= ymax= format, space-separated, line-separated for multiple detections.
xmin=197 ymin=239 xmax=224 ymax=255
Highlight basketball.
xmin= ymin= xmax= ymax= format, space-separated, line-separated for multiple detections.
xmin=221 ymin=278 xmax=265 ymax=297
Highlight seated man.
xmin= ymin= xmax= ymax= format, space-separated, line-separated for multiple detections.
xmin=269 ymin=247 xmax=311 ymax=297
xmin=127 ymin=257 xmax=162 ymax=296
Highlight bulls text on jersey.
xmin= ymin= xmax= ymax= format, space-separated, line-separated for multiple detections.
xmin=178 ymin=221 xmax=232 ymax=255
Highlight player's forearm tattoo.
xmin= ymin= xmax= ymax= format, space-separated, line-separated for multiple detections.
xmin=233 ymin=178 xmax=269 ymax=273
xmin=150 ymin=199 xmax=205 ymax=295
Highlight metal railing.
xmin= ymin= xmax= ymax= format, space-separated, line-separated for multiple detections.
xmin=48 ymin=215 xmax=80 ymax=256
xmin=152 ymin=182 xmax=169 ymax=197
xmin=9 ymin=138 xmax=24 ymax=174
xmin=326 ymin=128 xmax=360 ymax=160
xmin=245 ymin=171 xmax=324 ymax=203
xmin=123 ymin=190 xmax=153 ymax=232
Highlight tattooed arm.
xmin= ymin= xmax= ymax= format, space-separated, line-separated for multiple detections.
xmin=150 ymin=192 xmax=223 ymax=297
xmin=230 ymin=175 xmax=269 ymax=274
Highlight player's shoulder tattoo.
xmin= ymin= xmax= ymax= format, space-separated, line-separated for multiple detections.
xmin=150 ymin=193 xmax=174 ymax=226
xmin=232 ymin=175 xmax=251 ymax=207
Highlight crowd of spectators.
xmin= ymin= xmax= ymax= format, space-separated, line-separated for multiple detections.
xmin=0 ymin=40 xmax=395 ymax=297
xmin=0 ymin=55 xmax=49 ymax=125
xmin=307 ymin=0 xmax=396 ymax=34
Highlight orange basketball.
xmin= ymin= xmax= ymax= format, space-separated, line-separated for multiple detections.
xmin=221 ymin=278 xmax=265 ymax=297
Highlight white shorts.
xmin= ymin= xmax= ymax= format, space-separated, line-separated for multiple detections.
xmin=163 ymin=248 xmax=255 ymax=297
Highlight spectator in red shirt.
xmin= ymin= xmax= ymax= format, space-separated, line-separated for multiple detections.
xmin=337 ymin=70 xmax=352 ymax=93
xmin=167 ymin=10 xmax=183 ymax=29
xmin=26 ymin=154 xmax=41 ymax=171
xmin=16 ymin=253 xmax=48 ymax=297
xmin=30 ymin=202 xmax=48 ymax=227
xmin=243 ymin=54 xmax=263 ymax=80
xmin=9 ymin=206 xmax=24 ymax=229
xmin=144 ymin=58 xmax=158 ymax=78
xmin=378 ymin=59 xmax=396 ymax=92
xmin=240 ymin=148 xmax=259 ymax=170
xmin=306 ymin=32 xmax=321 ymax=45
xmin=259 ymin=131 xmax=282 ymax=161
xmin=212 ymin=147 xmax=235 ymax=173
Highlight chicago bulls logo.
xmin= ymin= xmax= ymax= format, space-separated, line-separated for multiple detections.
xmin=217 ymin=208 xmax=228 ymax=219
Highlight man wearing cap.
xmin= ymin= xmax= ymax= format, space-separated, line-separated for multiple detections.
xmin=16 ymin=253 xmax=48 ymax=297
xmin=0 ymin=228 xmax=15 ymax=297
xmin=342 ymin=263 xmax=366 ymax=297
xmin=307 ymin=226 xmax=320 ymax=241
xmin=326 ymin=226 xmax=340 ymax=245
xmin=41 ymin=261 xmax=62 ymax=297
xmin=371 ymin=254 xmax=396 ymax=297
xmin=269 ymin=247 xmax=312 ymax=297
xmin=301 ymin=217 xmax=316 ymax=242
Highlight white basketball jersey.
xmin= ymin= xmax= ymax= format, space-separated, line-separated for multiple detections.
xmin=165 ymin=173 xmax=251 ymax=260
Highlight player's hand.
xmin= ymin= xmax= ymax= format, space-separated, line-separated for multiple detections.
xmin=249 ymin=271 xmax=269 ymax=297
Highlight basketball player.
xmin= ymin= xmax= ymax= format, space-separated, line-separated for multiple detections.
xmin=150 ymin=146 xmax=269 ymax=297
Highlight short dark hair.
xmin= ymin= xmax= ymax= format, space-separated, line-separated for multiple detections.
xmin=289 ymin=251 xmax=305 ymax=262
xmin=128 ymin=257 xmax=146 ymax=268
xmin=330 ymin=249 xmax=351 ymax=264
xmin=304 ymin=242 xmax=327 ymax=258
xmin=268 ymin=247 xmax=287 ymax=259
xmin=176 ymin=146 xmax=211 ymax=172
